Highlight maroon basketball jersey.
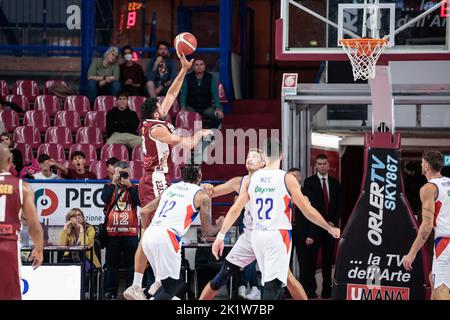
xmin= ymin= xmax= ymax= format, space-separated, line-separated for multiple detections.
xmin=141 ymin=119 xmax=175 ymax=175
xmin=0 ymin=172 xmax=23 ymax=242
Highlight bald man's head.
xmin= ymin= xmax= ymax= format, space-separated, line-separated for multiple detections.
xmin=0 ymin=144 xmax=12 ymax=171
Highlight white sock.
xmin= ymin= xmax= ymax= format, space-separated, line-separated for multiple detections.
xmin=132 ymin=272 xmax=144 ymax=287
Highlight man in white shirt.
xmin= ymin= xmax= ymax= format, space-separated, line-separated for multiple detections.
xmin=33 ymin=154 xmax=60 ymax=180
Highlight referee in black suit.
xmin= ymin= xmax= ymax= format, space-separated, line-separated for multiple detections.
xmin=298 ymin=154 xmax=341 ymax=299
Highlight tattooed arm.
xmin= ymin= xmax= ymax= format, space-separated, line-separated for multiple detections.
xmin=196 ymin=191 xmax=224 ymax=237
xmin=403 ymin=183 xmax=436 ymax=271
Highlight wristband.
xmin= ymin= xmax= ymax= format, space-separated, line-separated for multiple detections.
xmin=216 ymin=232 xmax=225 ymax=241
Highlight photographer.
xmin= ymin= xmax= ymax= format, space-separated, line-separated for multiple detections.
xmin=101 ymin=161 xmax=140 ymax=300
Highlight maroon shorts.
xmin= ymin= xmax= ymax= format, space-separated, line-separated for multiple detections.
xmin=139 ymin=172 xmax=171 ymax=228
xmin=0 ymin=240 xmax=21 ymax=300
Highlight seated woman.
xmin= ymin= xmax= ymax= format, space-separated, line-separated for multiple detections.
xmin=59 ymin=208 xmax=100 ymax=269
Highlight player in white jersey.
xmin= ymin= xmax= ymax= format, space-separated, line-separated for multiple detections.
xmin=140 ymin=165 xmax=224 ymax=300
xmin=212 ymin=138 xmax=340 ymax=300
xmin=199 ymin=149 xmax=307 ymax=300
xmin=403 ymin=150 xmax=450 ymax=300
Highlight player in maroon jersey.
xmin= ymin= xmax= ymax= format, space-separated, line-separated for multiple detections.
xmin=124 ymin=52 xmax=212 ymax=300
xmin=0 ymin=144 xmax=43 ymax=300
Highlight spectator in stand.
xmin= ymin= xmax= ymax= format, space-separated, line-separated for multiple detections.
xmin=1 ymin=132 xmax=23 ymax=173
xmin=33 ymin=154 xmax=61 ymax=180
xmin=59 ymin=208 xmax=100 ymax=269
xmin=101 ymin=161 xmax=140 ymax=300
xmin=50 ymin=151 xmax=97 ymax=180
xmin=120 ymin=45 xmax=145 ymax=96
xmin=146 ymin=41 xmax=177 ymax=98
xmin=87 ymin=46 xmax=121 ymax=106
xmin=19 ymin=159 xmax=40 ymax=179
xmin=102 ymin=157 xmax=119 ymax=180
xmin=180 ymin=59 xmax=224 ymax=129
xmin=106 ymin=91 xmax=141 ymax=149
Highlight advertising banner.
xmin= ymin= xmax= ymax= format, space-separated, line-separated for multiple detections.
xmin=30 ymin=181 xmax=107 ymax=226
xmin=21 ymin=265 xmax=82 ymax=300
xmin=333 ymin=140 xmax=428 ymax=300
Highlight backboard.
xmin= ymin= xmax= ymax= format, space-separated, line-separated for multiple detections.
xmin=276 ymin=0 xmax=450 ymax=61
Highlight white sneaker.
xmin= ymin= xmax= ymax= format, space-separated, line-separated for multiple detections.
xmin=238 ymin=285 xmax=247 ymax=299
xmin=123 ymin=285 xmax=147 ymax=300
xmin=172 ymin=296 xmax=181 ymax=300
xmin=245 ymin=286 xmax=261 ymax=300
xmin=148 ymin=281 xmax=162 ymax=296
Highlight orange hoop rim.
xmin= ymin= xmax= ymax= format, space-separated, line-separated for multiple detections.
xmin=339 ymin=38 xmax=388 ymax=49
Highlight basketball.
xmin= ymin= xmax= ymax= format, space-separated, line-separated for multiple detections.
xmin=173 ymin=32 xmax=197 ymax=55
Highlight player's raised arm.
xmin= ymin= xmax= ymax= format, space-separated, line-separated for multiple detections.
xmin=196 ymin=191 xmax=223 ymax=237
xmin=21 ymin=182 xmax=44 ymax=269
xmin=212 ymin=179 xmax=250 ymax=260
xmin=285 ymin=174 xmax=340 ymax=239
xmin=150 ymin=126 xmax=212 ymax=150
xmin=207 ymin=176 xmax=242 ymax=198
xmin=403 ymin=183 xmax=436 ymax=271
xmin=160 ymin=52 xmax=193 ymax=116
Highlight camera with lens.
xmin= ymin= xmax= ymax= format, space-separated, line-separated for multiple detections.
xmin=119 ymin=171 xmax=129 ymax=179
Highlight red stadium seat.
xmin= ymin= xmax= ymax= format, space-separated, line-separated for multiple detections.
xmin=45 ymin=127 xmax=73 ymax=149
xmin=23 ymin=110 xmax=51 ymax=132
xmin=0 ymin=80 xmax=9 ymax=99
xmin=131 ymin=145 xmax=144 ymax=161
xmin=0 ymin=110 xmax=20 ymax=132
xmin=76 ymin=127 xmax=104 ymax=149
xmin=128 ymin=96 xmax=146 ymax=118
xmin=42 ymin=80 xmax=68 ymax=95
xmin=64 ymin=95 xmax=91 ymax=117
xmin=69 ymin=143 xmax=98 ymax=166
xmin=13 ymin=80 xmax=39 ymax=102
xmin=13 ymin=126 xmax=41 ymax=149
xmin=84 ymin=111 xmax=107 ymax=133
xmin=128 ymin=161 xmax=145 ymax=180
xmin=37 ymin=143 xmax=66 ymax=162
xmin=175 ymin=111 xmax=202 ymax=134
xmin=217 ymin=82 xmax=228 ymax=104
xmin=14 ymin=143 xmax=34 ymax=164
xmin=94 ymin=96 xmax=116 ymax=112
xmin=100 ymin=144 xmax=129 ymax=162
xmin=35 ymin=95 xmax=61 ymax=116
xmin=54 ymin=110 xmax=82 ymax=133
xmin=89 ymin=160 xmax=108 ymax=179
xmin=5 ymin=94 xmax=30 ymax=112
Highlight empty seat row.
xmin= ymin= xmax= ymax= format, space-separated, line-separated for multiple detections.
xmin=0 ymin=80 xmax=64 ymax=102
xmin=1 ymin=109 xmax=107 ymax=133
xmin=2 ymin=107 xmax=201 ymax=135
xmin=15 ymin=142 xmax=139 ymax=166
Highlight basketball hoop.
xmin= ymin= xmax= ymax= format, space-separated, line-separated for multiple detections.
xmin=339 ymin=38 xmax=388 ymax=81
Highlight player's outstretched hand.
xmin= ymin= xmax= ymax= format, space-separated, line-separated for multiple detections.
xmin=212 ymin=238 xmax=224 ymax=260
xmin=202 ymin=183 xmax=214 ymax=197
xmin=29 ymin=248 xmax=43 ymax=270
xmin=328 ymin=227 xmax=340 ymax=239
xmin=402 ymin=252 xmax=416 ymax=271
xmin=215 ymin=216 xmax=225 ymax=226
xmin=177 ymin=51 xmax=194 ymax=70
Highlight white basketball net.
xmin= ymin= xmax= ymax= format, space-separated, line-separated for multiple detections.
xmin=340 ymin=39 xmax=388 ymax=81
